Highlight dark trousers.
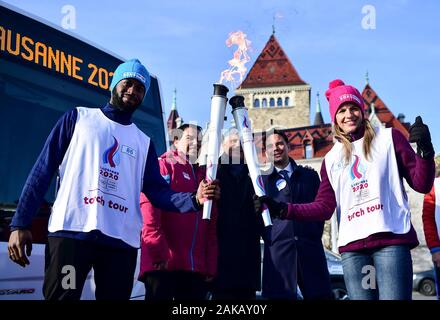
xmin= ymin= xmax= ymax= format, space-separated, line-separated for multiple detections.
xmin=296 ymin=243 xmax=333 ymax=300
xmin=143 ymin=270 xmax=208 ymax=300
xmin=43 ymin=236 xmax=137 ymax=300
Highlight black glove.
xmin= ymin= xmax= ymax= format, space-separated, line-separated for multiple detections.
xmin=409 ymin=116 xmax=434 ymax=159
xmin=253 ymin=194 xmax=263 ymax=217
xmin=253 ymin=195 xmax=287 ymax=219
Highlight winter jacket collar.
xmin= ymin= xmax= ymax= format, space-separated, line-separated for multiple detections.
xmin=267 ymin=158 xmax=299 ymax=182
xmin=161 ymin=149 xmax=193 ymax=166
xmin=101 ymin=103 xmax=133 ymax=125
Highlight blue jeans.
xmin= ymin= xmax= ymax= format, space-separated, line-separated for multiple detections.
xmin=341 ymin=245 xmax=413 ymax=300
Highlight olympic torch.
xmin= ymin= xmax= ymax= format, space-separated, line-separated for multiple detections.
xmin=202 ymin=83 xmax=229 ymax=220
xmin=230 ymin=95 xmax=272 ymax=226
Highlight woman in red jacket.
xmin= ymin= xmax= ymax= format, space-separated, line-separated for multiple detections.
xmin=138 ymin=124 xmax=219 ymax=300
xmin=422 ymin=176 xmax=440 ymax=267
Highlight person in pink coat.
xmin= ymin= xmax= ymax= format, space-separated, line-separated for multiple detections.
xmin=423 ymin=176 xmax=440 ymax=268
xmin=138 ymin=123 xmax=219 ymax=300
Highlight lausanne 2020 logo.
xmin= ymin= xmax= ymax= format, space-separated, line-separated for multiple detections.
xmin=103 ymin=136 xmax=120 ymax=168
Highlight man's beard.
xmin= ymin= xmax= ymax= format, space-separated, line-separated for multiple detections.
xmin=273 ymin=155 xmax=288 ymax=167
xmin=110 ymin=90 xmax=141 ymax=113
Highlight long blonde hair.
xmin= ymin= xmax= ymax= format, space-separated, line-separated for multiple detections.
xmin=334 ymin=119 xmax=376 ymax=163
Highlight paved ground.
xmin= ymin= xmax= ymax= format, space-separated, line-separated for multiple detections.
xmin=412 ymin=291 xmax=437 ymax=300
xmin=412 ymin=246 xmax=435 ymax=273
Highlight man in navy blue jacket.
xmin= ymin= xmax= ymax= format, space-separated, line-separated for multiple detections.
xmin=7 ymin=59 xmax=219 ymax=300
xmin=261 ymin=130 xmax=332 ymax=300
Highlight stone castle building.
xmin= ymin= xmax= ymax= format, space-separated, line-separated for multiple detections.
xmin=235 ymin=34 xmax=311 ymax=131
xmin=167 ymin=32 xmax=437 ymax=272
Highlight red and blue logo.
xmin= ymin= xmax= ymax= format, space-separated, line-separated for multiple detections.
xmin=103 ymin=136 xmax=120 ymax=168
xmin=255 ymin=175 xmax=265 ymax=193
xmin=350 ymin=155 xmax=365 ymax=180
xmin=255 ymin=175 xmax=269 ymax=212
xmin=242 ymin=116 xmax=249 ymax=129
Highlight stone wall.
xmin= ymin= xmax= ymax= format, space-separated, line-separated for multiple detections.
xmin=235 ymin=85 xmax=311 ymax=131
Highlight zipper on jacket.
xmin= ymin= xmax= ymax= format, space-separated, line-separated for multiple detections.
xmin=189 ymin=163 xmax=198 ymax=271
xmin=189 ymin=213 xmax=199 ymax=271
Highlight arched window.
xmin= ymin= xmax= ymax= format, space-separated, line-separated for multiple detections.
xmin=284 ymin=97 xmax=290 ymax=106
xmin=304 ymin=144 xmax=313 ymax=159
xmin=262 ymin=98 xmax=267 ymax=108
xmin=254 ymin=99 xmax=260 ymax=108
xmin=277 ymin=97 xmax=283 ymax=107
xmin=269 ymin=98 xmax=275 ymax=107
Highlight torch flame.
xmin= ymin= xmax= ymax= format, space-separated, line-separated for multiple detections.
xmin=219 ymin=31 xmax=251 ymax=87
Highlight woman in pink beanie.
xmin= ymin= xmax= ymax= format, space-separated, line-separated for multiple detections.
xmin=256 ymin=79 xmax=435 ymax=300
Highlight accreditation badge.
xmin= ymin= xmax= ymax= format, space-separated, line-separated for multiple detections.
xmin=276 ymin=178 xmax=287 ymax=191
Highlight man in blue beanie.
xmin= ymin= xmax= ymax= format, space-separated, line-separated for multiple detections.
xmin=109 ymin=59 xmax=151 ymax=113
xmin=7 ymin=59 xmax=220 ymax=300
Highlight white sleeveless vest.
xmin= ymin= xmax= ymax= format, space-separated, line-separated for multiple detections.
xmin=434 ymin=178 xmax=440 ymax=238
xmin=324 ymin=127 xmax=411 ymax=247
xmin=49 ymin=107 xmax=150 ymax=247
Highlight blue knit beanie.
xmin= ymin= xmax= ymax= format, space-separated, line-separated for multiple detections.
xmin=109 ymin=59 xmax=151 ymax=94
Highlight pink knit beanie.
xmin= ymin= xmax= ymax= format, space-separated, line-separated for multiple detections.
xmin=325 ymin=79 xmax=364 ymax=122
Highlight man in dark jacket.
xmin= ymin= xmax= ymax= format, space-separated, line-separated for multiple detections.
xmin=261 ymin=130 xmax=332 ymax=300
xmin=211 ymin=129 xmax=263 ymax=300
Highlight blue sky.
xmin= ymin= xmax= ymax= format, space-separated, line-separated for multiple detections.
xmin=3 ymin=0 xmax=440 ymax=153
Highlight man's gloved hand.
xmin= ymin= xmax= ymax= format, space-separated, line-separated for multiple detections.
xmin=253 ymin=195 xmax=287 ymax=219
xmin=409 ymin=116 xmax=434 ymax=159
xmin=253 ymin=194 xmax=263 ymax=216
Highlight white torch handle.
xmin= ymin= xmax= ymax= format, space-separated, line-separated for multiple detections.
xmin=232 ymin=106 xmax=272 ymax=226
xmin=203 ymin=92 xmax=227 ymax=220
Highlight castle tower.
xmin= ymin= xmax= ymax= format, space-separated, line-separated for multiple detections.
xmin=313 ymin=92 xmax=324 ymax=125
xmin=166 ymin=89 xmax=183 ymax=146
xmin=235 ymin=33 xmax=311 ymax=132
xmin=166 ymin=88 xmax=180 ymax=132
